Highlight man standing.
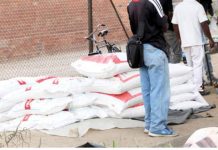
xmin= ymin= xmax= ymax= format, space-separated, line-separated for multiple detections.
xmin=161 ymin=0 xmax=182 ymax=63
xmin=198 ymin=0 xmax=218 ymax=85
xmin=127 ymin=0 xmax=178 ymax=137
xmin=172 ymin=0 xmax=215 ymax=95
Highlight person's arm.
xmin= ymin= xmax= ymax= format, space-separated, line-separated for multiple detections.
xmin=150 ymin=2 xmax=168 ymax=32
xmin=171 ymin=7 xmax=181 ymax=44
xmin=162 ymin=15 xmax=169 ymax=32
xmin=173 ymin=24 xmax=181 ymax=43
xmin=197 ymin=4 xmax=215 ymax=48
xmin=201 ymin=21 xmax=215 ymax=48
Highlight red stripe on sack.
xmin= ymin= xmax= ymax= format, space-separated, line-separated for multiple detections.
xmin=36 ymin=76 xmax=57 ymax=83
xmin=25 ymin=86 xmax=32 ymax=91
xmin=22 ymin=114 xmax=32 ymax=122
xmin=52 ymin=79 xmax=59 ymax=84
xmin=105 ymin=92 xmax=142 ymax=103
xmin=129 ymin=103 xmax=144 ymax=108
xmin=81 ymin=54 xmax=126 ymax=64
xmin=114 ymin=74 xmax=139 ymax=82
xmin=25 ymin=99 xmax=34 ymax=110
xmin=17 ymin=80 xmax=26 ymax=85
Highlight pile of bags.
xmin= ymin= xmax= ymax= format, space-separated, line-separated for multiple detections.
xmin=0 ymin=52 xmax=209 ymax=132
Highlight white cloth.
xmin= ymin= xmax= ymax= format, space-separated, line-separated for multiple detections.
xmin=183 ymin=45 xmax=205 ymax=90
xmin=172 ymin=0 xmax=208 ymax=47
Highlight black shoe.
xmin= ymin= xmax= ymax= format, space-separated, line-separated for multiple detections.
xmin=182 ymin=56 xmax=187 ymax=64
xmin=199 ymin=89 xmax=210 ymax=96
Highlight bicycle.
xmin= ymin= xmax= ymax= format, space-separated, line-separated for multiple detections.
xmin=84 ymin=24 xmax=121 ymax=56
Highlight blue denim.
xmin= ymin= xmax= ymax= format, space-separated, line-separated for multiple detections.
xmin=139 ymin=44 xmax=170 ymax=133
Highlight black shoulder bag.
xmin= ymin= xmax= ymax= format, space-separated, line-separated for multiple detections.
xmin=126 ymin=3 xmax=145 ymax=69
xmin=126 ymin=34 xmax=144 ymax=68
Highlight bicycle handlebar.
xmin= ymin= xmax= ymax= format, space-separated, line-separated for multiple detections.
xmin=85 ymin=24 xmax=107 ymax=39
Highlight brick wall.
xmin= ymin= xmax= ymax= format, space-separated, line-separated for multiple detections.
xmin=0 ymin=0 xmax=131 ymax=60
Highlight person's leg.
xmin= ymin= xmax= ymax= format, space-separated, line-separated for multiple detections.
xmin=139 ymin=60 xmax=150 ymax=131
xmin=203 ymin=52 xmax=215 ymax=82
xmin=183 ymin=47 xmax=193 ymax=66
xmin=190 ymin=45 xmax=205 ymax=91
xmin=141 ymin=44 xmax=177 ymax=136
xmin=164 ymin=30 xmax=182 ymax=64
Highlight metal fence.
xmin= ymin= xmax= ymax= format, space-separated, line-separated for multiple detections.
xmin=0 ymin=0 xmax=131 ymax=80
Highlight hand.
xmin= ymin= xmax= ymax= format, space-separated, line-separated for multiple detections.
xmin=177 ymin=38 xmax=181 ymax=45
xmin=209 ymin=39 xmax=215 ymax=48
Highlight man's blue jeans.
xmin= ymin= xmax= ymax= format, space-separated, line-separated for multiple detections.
xmin=139 ymin=44 xmax=170 ymax=133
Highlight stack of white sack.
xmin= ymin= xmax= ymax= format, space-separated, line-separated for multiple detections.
xmin=0 ymin=76 xmax=93 ymax=131
xmin=119 ymin=63 xmax=210 ymax=118
xmin=0 ymin=76 xmax=56 ymax=98
xmin=71 ymin=52 xmax=143 ymax=117
xmin=71 ymin=53 xmax=210 ymax=119
xmin=169 ymin=63 xmax=209 ymax=110
xmin=0 ymin=53 xmax=210 ymax=132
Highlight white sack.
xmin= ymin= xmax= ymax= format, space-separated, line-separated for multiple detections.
xmin=1 ymin=77 xmax=92 ymax=112
xmin=169 ymin=63 xmax=193 ymax=78
xmin=171 ymin=83 xmax=196 ymax=96
xmin=92 ymin=87 xmax=143 ymax=114
xmin=0 ymin=111 xmax=78 ymax=131
xmin=184 ymin=127 xmax=218 ymax=148
xmin=0 ymin=76 xmax=57 ymax=98
xmin=169 ymin=100 xmax=209 ymax=110
xmin=170 ymin=72 xmax=192 ymax=86
xmin=170 ymin=92 xmax=197 ymax=104
xmin=36 ymin=111 xmax=78 ymax=130
xmin=68 ymin=93 xmax=97 ymax=109
xmin=0 ymin=114 xmax=44 ymax=132
xmin=120 ymin=103 xmax=144 ymax=118
xmin=70 ymin=106 xmax=108 ymax=121
xmin=89 ymin=70 xmax=140 ymax=94
xmin=6 ymin=97 xmax=73 ymax=119
xmin=71 ymin=53 xmax=133 ymax=78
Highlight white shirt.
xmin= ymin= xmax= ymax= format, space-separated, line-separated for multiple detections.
xmin=171 ymin=0 xmax=208 ymax=48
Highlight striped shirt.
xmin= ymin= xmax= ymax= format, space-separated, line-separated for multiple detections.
xmin=127 ymin=0 xmax=169 ymax=56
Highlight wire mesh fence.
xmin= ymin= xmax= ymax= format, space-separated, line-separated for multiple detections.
xmin=1 ymin=0 xmax=216 ymax=80
xmin=0 ymin=0 xmax=131 ymax=80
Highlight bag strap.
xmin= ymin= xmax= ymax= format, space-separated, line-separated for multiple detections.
xmin=133 ymin=1 xmax=144 ymax=43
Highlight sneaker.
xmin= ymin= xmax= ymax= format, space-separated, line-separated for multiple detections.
xmin=148 ymin=128 xmax=178 ymax=137
xmin=144 ymin=128 xmax=149 ymax=134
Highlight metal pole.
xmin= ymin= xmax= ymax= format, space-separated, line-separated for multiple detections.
xmin=109 ymin=0 xmax=129 ymax=39
xmin=88 ymin=0 xmax=93 ymax=53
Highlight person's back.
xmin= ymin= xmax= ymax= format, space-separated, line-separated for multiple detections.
xmin=127 ymin=0 xmax=178 ymax=137
xmin=172 ymin=0 xmax=214 ymax=95
xmin=127 ymin=0 xmax=168 ymax=56
xmin=174 ymin=0 xmax=206 ymax=47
